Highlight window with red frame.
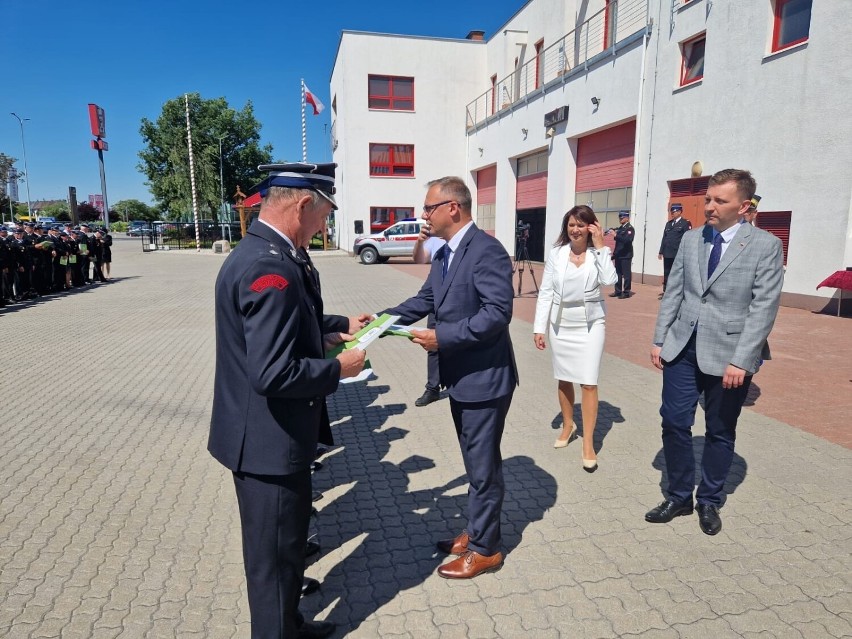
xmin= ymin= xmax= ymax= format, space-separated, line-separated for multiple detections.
xmin=773 ymin=0 xmax=811 ymax=52
xmin=534 ymin=39 xmax=544 ymax=88
xmin=370 ymin=207 xmax=414 ymax=231
xmin=368 ymin=75 xmax=414 ymax=111
xmin=680 ymin=34 xmax=705 ymax=86
xmin=369 ymin=144 xmax=414 ymax=177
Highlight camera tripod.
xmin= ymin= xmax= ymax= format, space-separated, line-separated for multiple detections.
xmin=512 ymin=237 xmax=539 ymax=297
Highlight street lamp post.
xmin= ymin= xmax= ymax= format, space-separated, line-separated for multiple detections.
xmin=217 ymin=135 xmax=226 ymax=222
xmin=10 ymin=113 xmax=33 ymax=221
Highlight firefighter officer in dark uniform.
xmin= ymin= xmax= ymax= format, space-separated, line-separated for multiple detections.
xmin=208 ymin=162 xmax=368 ymax=639
xmin=0 ymin=227 xmax=11 ymax=306
xmin=609 ymin=210 xmax=635 ymax=299
xmin=657 ymin=202 xmax=692 ymax=299
xmin=9 ymin=228 xmax=31 ymax=299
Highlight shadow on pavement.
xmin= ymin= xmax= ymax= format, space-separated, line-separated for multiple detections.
xmin=312 ymin=382 xmax=556 ymax=636
xmin=651 ymin=436 xmax=748 ymax=505
xmin=548 ymin=400 xmax=626 ymax=454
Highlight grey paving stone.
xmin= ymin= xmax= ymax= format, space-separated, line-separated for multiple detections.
xmin=1 ymin=242 xmax=850 ymax=638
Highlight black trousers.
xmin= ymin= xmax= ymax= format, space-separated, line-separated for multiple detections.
xmin=614 ymin=257 xmax=632 ymax=294
xmin=662 ymin=257 xmax=675 ymax=291
xmin=425 ymin=313 xmax=440 ymax=392
xmin=233 ymin=469 xmax=312 ymax=639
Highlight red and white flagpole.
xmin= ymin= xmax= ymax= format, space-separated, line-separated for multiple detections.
xmin=301 ymin=79 xmax=307 ymax=162
xmin=185 ymin=93 xmax=201 ymax=252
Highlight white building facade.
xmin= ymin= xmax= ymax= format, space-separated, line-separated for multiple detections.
xmin=330 ymin=0 xmax=849 ymax=312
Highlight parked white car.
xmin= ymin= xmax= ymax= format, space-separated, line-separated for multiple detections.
xmin=352 ymin=219 xmax=427 ymax=265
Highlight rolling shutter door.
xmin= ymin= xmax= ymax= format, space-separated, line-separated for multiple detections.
xmin=757 ymin=211 xmax=792 ymax=265
xmin=516 ymin=173 xmax=548 ymax=209
xmin=476 ymin=165 xmax=496 ymax=204
xmin=576 ymin=120 xmax=636 ymax=192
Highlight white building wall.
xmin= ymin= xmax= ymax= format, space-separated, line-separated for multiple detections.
xmin=467 ymin=29 xmax=647 ymax=256
xmin=330 ymin=33 xmax=486 ymax=254
xmin=634 ymin=0 xmax=852 ymax=305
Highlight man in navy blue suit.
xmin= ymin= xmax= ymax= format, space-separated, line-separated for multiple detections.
xmin=381 ymin=176 xmax=518 ymax=579
xmin=209 ymin=162 xmax=367 ymax=638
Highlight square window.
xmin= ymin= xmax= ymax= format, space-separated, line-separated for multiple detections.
xmin=680 ymin=34 xmax=705 ymax=86
xmin=773 ymin=0 xmax=811 ymax=51
xmin=369 ymin=144 xmax=414 ymax=177
xmin=368 ymin=75 xmax=414 ymax=111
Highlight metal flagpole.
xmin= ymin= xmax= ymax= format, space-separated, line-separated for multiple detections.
xmin=184 ymin=94 xmax=201 ymax=253
xmin=301 ymin=79 xmax=307 ymax=162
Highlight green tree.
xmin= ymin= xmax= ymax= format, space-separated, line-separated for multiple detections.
xmin=138 ymin=93 xmax=272 ymax=224
xmin=113 ymin=198 xmax=156 ymax=222
xmin=41 ymin=201 xmax=71 ymax=220
xmin=77 ymin=202 xmax=101 ymax=222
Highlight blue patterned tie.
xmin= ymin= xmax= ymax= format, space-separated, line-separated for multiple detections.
xmin=441 ymin=245 xmax=450 ymax=281
xmin=708 ymin=234 xmax=724 ymax=278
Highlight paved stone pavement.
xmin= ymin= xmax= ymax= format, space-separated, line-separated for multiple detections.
xmin=0 ymin=238 xmax=849 ymax=638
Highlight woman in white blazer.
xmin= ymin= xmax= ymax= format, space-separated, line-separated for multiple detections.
xmin=533 ymin=206 xmax=617 ymax=471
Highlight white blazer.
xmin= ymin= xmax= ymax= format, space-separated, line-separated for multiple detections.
xmin=533 ymin=245 xmax=618 ymax=333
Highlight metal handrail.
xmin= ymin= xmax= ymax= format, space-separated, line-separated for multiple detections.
xmin=465 ymin=0 xmax=648 ymax=130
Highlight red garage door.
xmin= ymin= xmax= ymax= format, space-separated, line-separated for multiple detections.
xmin=576 ymin=120 xmax=636 ymax=192
xmin=477 ymin=165 xmax=496 ymax=204
xmin=516 ymin=151 xmax=548 ymax=210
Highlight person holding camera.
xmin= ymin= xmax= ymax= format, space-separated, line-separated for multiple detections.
xmin=533 ymin=205 xmax=617 ymax=472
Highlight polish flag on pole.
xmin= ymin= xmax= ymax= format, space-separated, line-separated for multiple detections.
xmin=304 ymin=84 xmax=325 ymax=115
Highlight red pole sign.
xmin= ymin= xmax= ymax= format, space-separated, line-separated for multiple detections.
xmin=88 ymin=104 xmax=106 ymax=138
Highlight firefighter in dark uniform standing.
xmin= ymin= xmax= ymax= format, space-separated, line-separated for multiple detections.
xmin=208 ymin=162 xmax=368 ymax=639
xmin=657 ymin=202 xmax=692 ymax=299
xmin=0 ymin=227 xmax=11 ymax=306
xmin=609 ymin=210 xmax=635 ymax=299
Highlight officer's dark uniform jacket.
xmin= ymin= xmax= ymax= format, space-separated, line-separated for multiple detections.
xmin=659 ymin=217 xmax=692 ymax=258
xmin=208 ymin=221 xmax=348 ymax=476
xmin=613 ymin=222 xmax=635 ymax=259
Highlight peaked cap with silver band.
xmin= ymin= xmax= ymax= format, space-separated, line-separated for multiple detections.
xmin=256 ymin=162 xmax=337 ymax=209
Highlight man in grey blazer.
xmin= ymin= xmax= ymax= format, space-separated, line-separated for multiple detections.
xmin=647 ymin=169 xmax=784 ymax=535
xmin=381 ymin=176 xmax=518 ymax=579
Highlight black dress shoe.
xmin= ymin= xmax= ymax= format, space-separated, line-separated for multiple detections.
xmin=696 ymin=503 xmax=722 ymax=535
xmin=301 ymin=577 xmax=320 ymax=596
xmin=305 ymin=540 xmax=321 ymax=558
xmin=619 ymin=292 xmax=630 ymax=299
xmin=645 ymin=499 xmax=694 ymax=523
xmin=608 ymin=292 xmax=621 ymax=297
xmin=414 ymin=389 xmax=440 ymax=407
xmin=296 ymin=620 xmax=336 ymax=638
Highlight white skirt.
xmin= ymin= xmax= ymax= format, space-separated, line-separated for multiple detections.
xmin=548 ymin=303 xmax=606 ymax=385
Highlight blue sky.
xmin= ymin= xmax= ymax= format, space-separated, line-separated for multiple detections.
xmin=3 ymin=0 xmax=524 ymax=207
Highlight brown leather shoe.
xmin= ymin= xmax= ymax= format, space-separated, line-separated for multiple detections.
xmin=436 ymin=530 xmax=469 ymax=554
xmin=437 ymin=550 xmax=504 ymax=579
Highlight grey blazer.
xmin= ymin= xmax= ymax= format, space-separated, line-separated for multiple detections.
xmin=653 ymin=222 xmax=784 ymax=376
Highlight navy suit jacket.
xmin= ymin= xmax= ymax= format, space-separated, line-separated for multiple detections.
xmin=208 ymin=221 xmax=348 ymax=475
xmin=384 ymin=224 xmax=518 ymax=403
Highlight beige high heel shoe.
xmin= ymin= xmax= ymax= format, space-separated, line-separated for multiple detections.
xmin=554 ymin=423 xmax=578 ymax=448
xmin=582 ymin=456 xmax=598 ymax=473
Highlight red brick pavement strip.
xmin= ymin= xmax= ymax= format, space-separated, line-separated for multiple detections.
xmin=390 ymin=260 xmax=852 ymax=449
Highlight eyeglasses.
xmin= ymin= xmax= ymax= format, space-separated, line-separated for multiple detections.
xmin=422 ymin=200 xmax=455 ymax=215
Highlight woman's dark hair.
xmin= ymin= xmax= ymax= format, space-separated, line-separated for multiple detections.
xmin=554 ymin=205 xmax=599 ymax=248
